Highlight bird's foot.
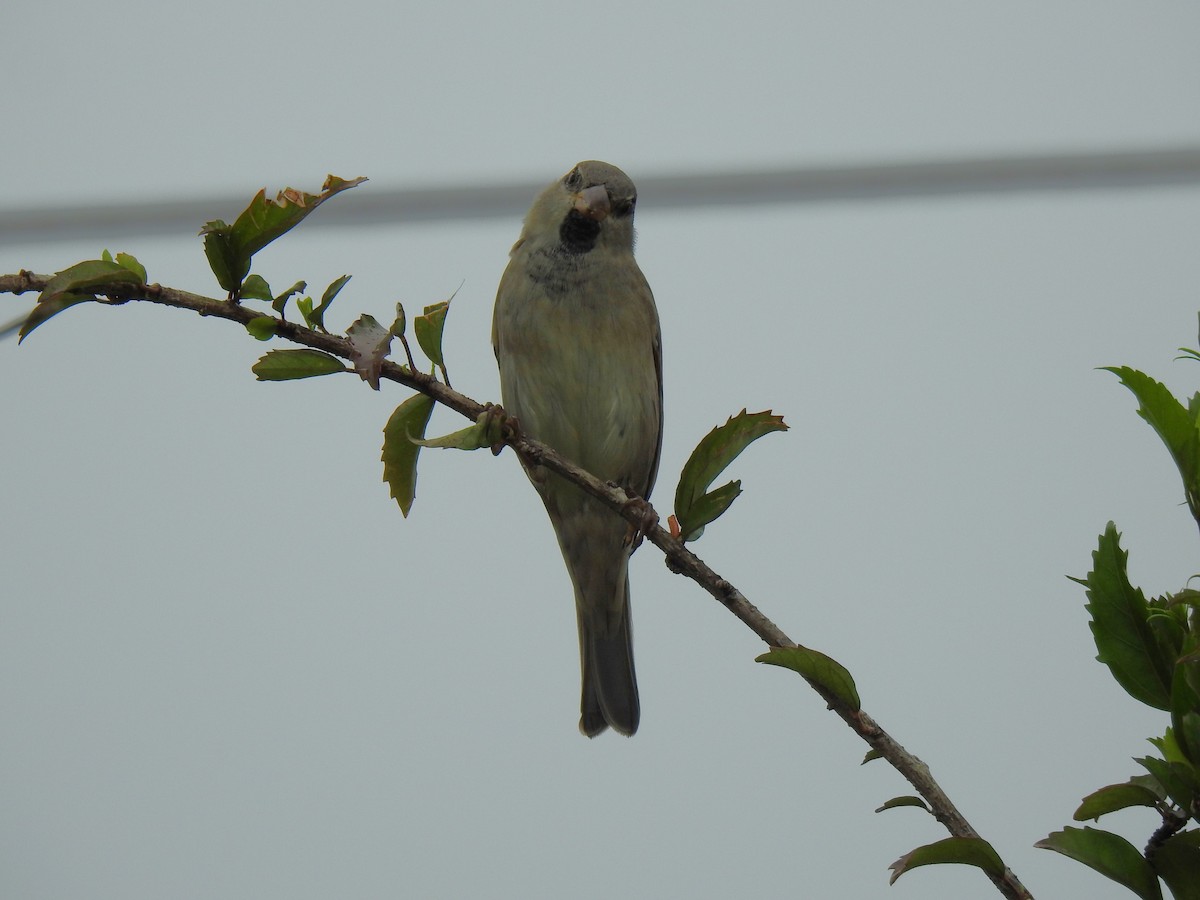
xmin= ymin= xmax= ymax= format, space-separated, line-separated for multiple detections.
xmin=621 ymin=495 xmax=659 ymax=551
xmin=483 ymin=403 xmax=520 ymax=456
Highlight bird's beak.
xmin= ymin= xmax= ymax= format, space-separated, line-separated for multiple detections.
xmin=571 ymin=184 xmax=611 ymax=221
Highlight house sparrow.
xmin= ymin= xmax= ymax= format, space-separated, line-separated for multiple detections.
xmin=492 ymin=161 xmax=662 ymax=737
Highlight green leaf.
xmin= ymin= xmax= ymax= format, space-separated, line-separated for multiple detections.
xmin=391 ymin=301 xmax=407 ymax=338
xmin=113 ymin=252 xmax=146 ymax=282
xmin=1154 ymin=830 xmax=1200 ymax=900
xmin=1170 ymin=588 xmax=1200 ymax=611
xmin=756 ymin=645 xmax=860 ymax=711
xmin=245 ymin=316 xmax=278 ymax=341
xmin=345 ymin=313 xmax=392 ymax=390
xmin=40 ymin=259 xmax=145 ymax=301
xmin=1150 ymin=727 xmax=1190 ymax=764
xmin=200 ymin=175 xmax=366 ymax=296
xmin=18 ymin=292 xmax=94 ymax=343
xmin=1074 ymin=781 xmax=1164 ymax=821
xmin=251 ymin=349 xmax=346 ymax=381
xmin=382 ymin=393 xmax=436 ymax=517
xmin=1173 ymin=653 xmax=1200 ymax=767
xmin=1104 ymin=366 xmax=1200 ymax=521
xmin=200 ymin=222 xmax=246 ymax=294
xmin=271 ymin=280 xmax=307 ymax=317
xmin=311 ymin=275 xmax=351 ymax=329
xmin=1137 ymin=755 xmax=1200 ymax=813
xmin=679 ymin=480 xmax=742 ymax=543
xmin=861 ymin=749 xmax=883 ymax=764
xmin=414 ymin=299 xmax=450 ymax=368
xmin=1180 ymin=712 xmax=1200 ymax=771
xmin=875 ymin=796 xmax=931 ymax=814
xmin=240 ymin=274 xmax=274 ymax=302
xmin=1036 ymin=827 xmax=1163 ymax=900
xmin=888 ymin=837 xmax=1005 ymax=886
xmin=297 ymin=295 xmax=315 ymax=327
xmin=229 ymin=177 xmax=366 ymax=263
xmin=674 ymin=409 xmax=787 ymax=541
xmin=19 ymin=259 xmax=146 ymax=342
xmin=1077 ymin=523 xmax=1174 ymax=710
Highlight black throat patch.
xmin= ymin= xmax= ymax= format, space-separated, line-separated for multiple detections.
xmin=559 ymin=209 xmax=601 ymax=254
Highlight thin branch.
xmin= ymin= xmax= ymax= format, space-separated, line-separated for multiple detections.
xmin=1 ymin=271 xmax=1034 ymax=900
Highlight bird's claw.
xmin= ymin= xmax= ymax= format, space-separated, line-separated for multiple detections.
xmin=483 ymin=403 xmax=520 ymax=456
xmin=621 ymin=495 xmax=659 ymax=551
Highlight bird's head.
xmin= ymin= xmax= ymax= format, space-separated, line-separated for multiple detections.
xmin=519 ymin=160 xmax=639 ymax=256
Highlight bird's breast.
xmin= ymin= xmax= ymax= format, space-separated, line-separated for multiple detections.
xmin=496 ymin=252 xmax=659 ymax=492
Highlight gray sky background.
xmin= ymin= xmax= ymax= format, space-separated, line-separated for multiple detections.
xmin=4 ymin=3 xmax=1200 ymax=898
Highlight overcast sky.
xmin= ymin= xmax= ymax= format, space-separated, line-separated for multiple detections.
xmin=5 ymin=3 xmax=1200 ymax=899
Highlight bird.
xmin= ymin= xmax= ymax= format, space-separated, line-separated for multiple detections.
xmin=492 ymin=161 xmax=663 ymax=737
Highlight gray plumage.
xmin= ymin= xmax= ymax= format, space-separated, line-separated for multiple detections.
xmin=492 ymin=161 xmax=663 ymax=737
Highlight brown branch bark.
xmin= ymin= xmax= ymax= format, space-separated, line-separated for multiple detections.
xmin=0 ymin=270 xmax=1034 ymax=899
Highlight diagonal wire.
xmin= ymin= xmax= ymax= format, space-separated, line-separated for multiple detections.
xmin=3 ymin=146 xmax=1200 ymax=247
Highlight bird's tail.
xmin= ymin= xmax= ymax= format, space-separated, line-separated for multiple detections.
xmin=578 ymin=578 xmax=640 ymax=737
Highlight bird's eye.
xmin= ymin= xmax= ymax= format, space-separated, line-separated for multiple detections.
xmin=613 ymin=197 xmax=636 ymax=218
xmin=563 ymin=169 xmax=583 ymax=190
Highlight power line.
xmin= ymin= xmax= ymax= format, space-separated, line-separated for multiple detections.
xmin=3 ymin=146 xmax=1200 ymax=246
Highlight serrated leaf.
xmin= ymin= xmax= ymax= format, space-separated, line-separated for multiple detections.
xmin=346 ymin=313 xmax=392 ymax=390
xmin=414 ymin=299 xmax=450 ymax=368
xmin=674 ymin=409 xmax=787 ymax=542
xmin=1104 ymin=366 xmax=1200 ymax=520
xmin=240 ymin=274 xmax=274 ymax=301
xmin=252 ymin=349 xmax=346 ymax=381
xmin=200 ymin=175 xmax=366 ymax=296
xmin=875 ymin=796 xmax=930 ymax=814
xmin=1078 ymin=523 xmax=1174 ymax=710
xmin=229 ymin=177 xmax=366 ymax=262
xmin=1149 ymin=728 xmax=1188 ymax=764
xmin=1154 ymin=830 xmax=1200 ymax=900
xmin=756 ymin=645 xmax=860 ymax=711
xmin=1074 ymin=781 xmax=1164 ymax=821
xmin=889 ymin=837 xmax=1005 ymax=886
xmin=382 ymin=393 xmax=436 ymax=517
xmin=1036 ymin=827 xmax=1162 ymax=900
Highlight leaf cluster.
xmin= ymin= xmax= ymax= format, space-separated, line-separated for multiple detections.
xmin=673 ymin=410 xmax=787 ymax=542
xmin=1043 ymin=363 xmax=1200 ymax=899
xmin=200 ymin=176 xmax=365 ymax=300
